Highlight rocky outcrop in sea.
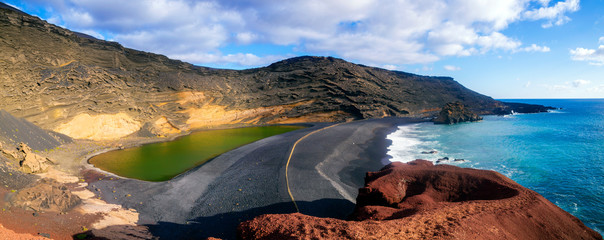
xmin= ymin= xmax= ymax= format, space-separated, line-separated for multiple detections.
xmin=433 ymin=102 xmax=483 ymax=124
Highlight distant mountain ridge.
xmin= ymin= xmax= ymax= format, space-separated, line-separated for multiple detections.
xmin=0 ymin=5 xmax=538 ymax=140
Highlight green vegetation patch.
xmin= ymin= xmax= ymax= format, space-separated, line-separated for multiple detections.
xmin=89 ymin=125 xmax=304 ymax=181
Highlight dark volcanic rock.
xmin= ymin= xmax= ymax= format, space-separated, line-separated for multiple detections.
xmin=433 ymin=102 xmax=483 ymax=124
xmin=0 ymin=110 xmax=71 ymax=151
xmin=0 ymin=154 xmax=38 ymax=189
xmin=497 ymin=102 xmax=557 ymax=114
xmin=238 ymin=160 xmax=602 ymax=240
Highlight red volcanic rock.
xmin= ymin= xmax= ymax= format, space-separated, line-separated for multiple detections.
xmin=239 ymin=160 xmax=602 ymax=240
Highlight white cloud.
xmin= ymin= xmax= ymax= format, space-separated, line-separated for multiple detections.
xmin=544 ymin=79 xmax=592 ymax=91
xmin=524 ymin=81 xmax=531 ymax=88
xmin=79 ymin=30 xmax=105 ymax=40
xmin=537 ymin=0 xmax=551 ymax=6
xmin=46 ymin=16 xmax=62 ymax=26
xmin=445 ymin=0 xmax=525 ymax=31
xmin=171 ymin=52 xmax=286 ymax=67
xmin=5 ymin=3 xmax=21 ymax=10
xmin=520 ymin=44 xmax=551 ymax=52
xmin=551 ymin=84 xmax=571 ymax=91
xmin=588 ymin=84 xmax=604 ymax=93
xmin=599 ymin=36 xmax=604 ymax=44
xmin=427 ymin=21 xmax=479 ymax=56
xmin=572 ymin=79 xmax=591 ymax=87
xmin=382 ymin=65 xmax=398 ymax=70
xmin=116 ymin=24 xmax=229 ymax=54
xmin=523 ymin=0 xmax=580 ymax=28
xmin=543 ymin=82 xmax=571 ymax=91
xmin=476 ymin=32 xmax=522 ymax=52
xmin=444 ymin=65 xmax=461 ymax=71
xmin=63 ymin=8 xmax=95 ymax=27
xmin=28 ymin=0 xmax=579 ymax=67
xmin=570 ymin=45 xmax=604 ymax=66
xmin=235 ymin=32 xmax=257 ymax=44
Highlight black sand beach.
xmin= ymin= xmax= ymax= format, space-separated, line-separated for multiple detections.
xmin=85 ymin=117 xmax=420 ymax=239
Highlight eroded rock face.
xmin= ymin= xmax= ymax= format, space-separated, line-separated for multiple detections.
xmin=9 ymin=178 xmax=81 ymax=213
xmin=17 ymin=142 xmax=55 ymax=173
xmin=238 ymin=160 xmax=602 ymax=240
xmin=433 ymin=102 xmax=483 ymax=124
xmin=53 ymin=113 xmax=142 ymax=141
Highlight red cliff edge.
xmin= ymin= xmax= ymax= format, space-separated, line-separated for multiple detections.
xmin=238 ymin=160 xmax=602 ymax=239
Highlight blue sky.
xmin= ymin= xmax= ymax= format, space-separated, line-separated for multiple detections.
xmin=5 ymin=0 xmax=604 ymax=98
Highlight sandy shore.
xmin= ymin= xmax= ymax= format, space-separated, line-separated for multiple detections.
xmin=81 ymin=117 xmax=420 ymax=239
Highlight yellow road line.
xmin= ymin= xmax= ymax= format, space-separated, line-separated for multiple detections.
xmin=285 ymin=122 xmax=344 ymax=212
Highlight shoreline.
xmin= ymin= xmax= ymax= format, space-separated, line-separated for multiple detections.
xmin=78 ymin=117 xmax=421 ymax=239
xmin=80 ymin=122 xmax=316 ymax=180
xmin=287 ymin=117 xmax=424 ymax=219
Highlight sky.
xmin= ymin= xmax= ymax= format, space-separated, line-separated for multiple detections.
xmin=5 ymin=0 xmax=604 ymax=99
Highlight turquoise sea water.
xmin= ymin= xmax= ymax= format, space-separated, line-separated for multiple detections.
xmin=386 ymin=99 xmax=604 ymax=235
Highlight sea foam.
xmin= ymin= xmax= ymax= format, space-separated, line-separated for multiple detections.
xmin=385 ymin=124 xmax=423 ymax=163
xmin=386 ymin=123 xmax=465 ymax=165
xmin=385 ymin=124 xmax=446 ymax=163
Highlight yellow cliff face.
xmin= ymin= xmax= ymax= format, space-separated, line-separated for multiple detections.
xmin=182 ymin=100 xmax=315 ymax=130
xmin=54 ymin=113 xmax=141 ymax=141
xmin=49 ymin=90 xmax=322 ymax=140
xmin=151 ymin=116 xmax=181 ymax=136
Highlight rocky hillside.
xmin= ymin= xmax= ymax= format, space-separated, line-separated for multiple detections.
xmin=0 ymin=110 xmax=70 ymax=150
xmin=1 ymin=6 xmax=522 ymax=141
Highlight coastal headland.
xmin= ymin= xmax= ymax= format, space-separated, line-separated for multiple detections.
xmin=240 ymin=159 xmax=602 ymax=239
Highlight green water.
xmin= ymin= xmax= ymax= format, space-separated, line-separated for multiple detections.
xmin=89 ymin=125 xmax=304 ymax=182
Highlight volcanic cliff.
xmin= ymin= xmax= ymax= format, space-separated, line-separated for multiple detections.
xmin=0 ymin=6 xmax=529 ymax=142
xmin=238 ymin=160 xmax=602 ymax=239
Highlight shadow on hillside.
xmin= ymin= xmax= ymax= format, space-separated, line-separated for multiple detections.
xmin=72 ymin=198 xmax=355 ymax=240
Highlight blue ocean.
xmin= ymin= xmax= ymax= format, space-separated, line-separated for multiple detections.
xmin=386 ymin=99 xmax=604 ymax=235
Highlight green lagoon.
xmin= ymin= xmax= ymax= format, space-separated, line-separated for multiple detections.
xmin=89 ymin=125 xmax=304 ymax=181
